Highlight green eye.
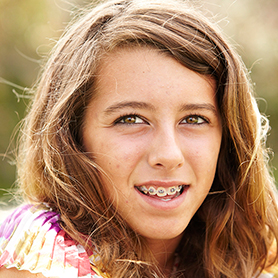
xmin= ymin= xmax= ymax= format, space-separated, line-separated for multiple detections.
xmin=118 ymin=115 xmax=144 ymax=124
xmin=123 ymin=116 xmax=137 ymax=124
xmin=183 ymin=115 xmax=206 ymax=124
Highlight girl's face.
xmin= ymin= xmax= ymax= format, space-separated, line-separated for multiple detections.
xmin=83 ymin=47 xmax=222 ymax=244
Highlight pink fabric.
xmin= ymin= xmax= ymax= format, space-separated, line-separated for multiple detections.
xmin=0 ymin=205 xmax=108 ymax=278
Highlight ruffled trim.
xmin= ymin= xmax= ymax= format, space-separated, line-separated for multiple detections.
xmin=0 ymin=204 xmax=107 ymax=278
xmin=5 ymin=205 xmax=277 ymax=278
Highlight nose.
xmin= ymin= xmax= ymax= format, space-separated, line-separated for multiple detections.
xmin=148 ymin=128 xmax=185 ymax=171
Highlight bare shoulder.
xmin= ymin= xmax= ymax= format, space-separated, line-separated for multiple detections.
xmin=0 ymin=267 xmax=59 ymax=278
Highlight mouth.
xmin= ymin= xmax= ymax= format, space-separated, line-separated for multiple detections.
xmin=135 ymin=184 xmax=187 ymax=202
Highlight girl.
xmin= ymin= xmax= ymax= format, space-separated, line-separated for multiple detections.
xmin=1 ymin=0 xmax=278 ymax=277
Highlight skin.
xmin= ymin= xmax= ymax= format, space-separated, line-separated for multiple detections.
xmin=1 ymin=47 xmax=222 ymax=277
xmin=0 ymin=267 xmax=50 ymax=277
xmin=83 ymin=47 xmax=222 ymax=275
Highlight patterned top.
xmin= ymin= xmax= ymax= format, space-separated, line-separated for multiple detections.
xmin=0 ymin=204 xmax=278 ymax=278
xmin=0 ymin=204 xmax=108 ymax=278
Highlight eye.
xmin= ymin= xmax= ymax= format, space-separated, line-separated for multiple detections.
xmin=182 ymin=115 xmax=207 ymax=125
xmin=115 ymin=114 xmax=145 ymax=125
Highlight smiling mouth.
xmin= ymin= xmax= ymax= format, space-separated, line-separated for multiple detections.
xmin=135 ymin=185 xmax=187 ymax=201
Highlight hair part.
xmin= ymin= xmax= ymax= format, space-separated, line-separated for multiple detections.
xmin=17 ymin=0 xmax=278 ymax=277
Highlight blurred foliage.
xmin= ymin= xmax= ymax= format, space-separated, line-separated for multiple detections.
xmin=0 ymin=0 xmax=277 ymax=204
xmin=0 ymin=0 xmax=84 ymax=204
xmin=202 ymin=0 xmax=278 ymax=179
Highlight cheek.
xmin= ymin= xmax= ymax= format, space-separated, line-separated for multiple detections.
xmin=186 ymin=136 xmax=221 ymax=181
xmin=95 ymin=139 xmax=146 ymax=176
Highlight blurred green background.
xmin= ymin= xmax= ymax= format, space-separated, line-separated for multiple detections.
xmin=0 ymin=0 xmax=277 ymax=205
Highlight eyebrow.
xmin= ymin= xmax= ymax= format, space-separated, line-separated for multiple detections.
xmin=104 ymin=101 xmax=156 ymax=115
xmin=104 ymin=101 xmax=218 ymax=116
xmin=179 ymin=103 xmax=218 ymax=116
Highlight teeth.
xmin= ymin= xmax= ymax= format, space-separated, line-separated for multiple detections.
xmin=168 ymin=186 xmax=177 ymax=195
xmin=161 ymin=198 xmax=173 ymax=202
xmin=148 ymin=186 xmax=157 ymax=195
xmin=138 ymin=185 xmax=183 ymax=196
xmin=157 ymin=187 xmax=167 ymax=197
xmin=140 ymin=186 xmax=148 ymax=194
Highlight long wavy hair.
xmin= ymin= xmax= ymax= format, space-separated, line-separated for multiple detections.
xmin=17 ymin=0 xmax=278 ymax=277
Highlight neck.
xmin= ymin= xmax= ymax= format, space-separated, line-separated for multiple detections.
xmin=145 ymin=235 xmax=182 ymax=278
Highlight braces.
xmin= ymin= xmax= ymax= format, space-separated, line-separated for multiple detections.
xmin=138 ymin=185 xmax=183 ymax=197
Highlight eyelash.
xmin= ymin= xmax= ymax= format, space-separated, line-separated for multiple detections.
xmin=181 ymin=114 xmax=209 ymax=125
xmin=114 ymin=113 xmax=209 ymax=125
xmin=114 ymin=114 xmax=147 ymax=125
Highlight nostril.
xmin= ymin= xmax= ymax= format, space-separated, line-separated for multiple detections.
xmin=148 ymin=139 xmax=185 ymax=170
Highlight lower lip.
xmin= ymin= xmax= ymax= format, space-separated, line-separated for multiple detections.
xmin=135 ymin=186 xmax=189 ymax=211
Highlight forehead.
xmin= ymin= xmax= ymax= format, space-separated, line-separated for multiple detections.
xmin=86 ymin=46 xmax=219 ymax=122
xmin=95 ymin=46 xmax=216 ymax=96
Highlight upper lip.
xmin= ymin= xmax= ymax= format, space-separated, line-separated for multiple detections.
xmin=135 ymin=180 xmax=188 ymax=188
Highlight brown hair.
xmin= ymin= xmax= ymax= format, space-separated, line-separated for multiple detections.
xmin=17 ymin=0 xmax=278 ymax=277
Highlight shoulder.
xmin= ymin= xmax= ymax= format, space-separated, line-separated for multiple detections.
xmin=0 ymin=204 xmax=108 ymax=278
xmin=0 ymin=266 xmax=51 ymax=277
xmin=258 ymin=241 xmax=278 ymax=278
xmin=259 ymin=266 xmax=278 ymax=278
